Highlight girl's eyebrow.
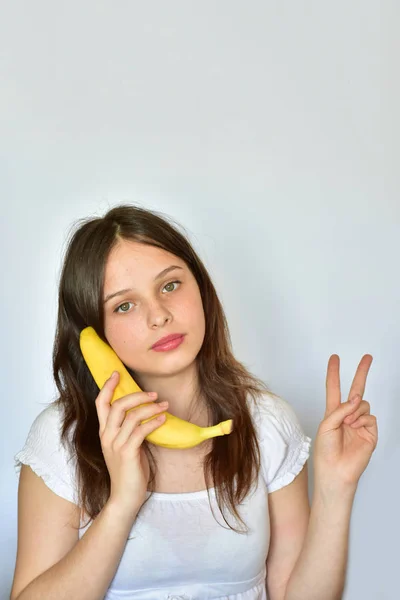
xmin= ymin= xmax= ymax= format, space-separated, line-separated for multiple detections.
xmin=103 ymin=265 xmax=184 ymax=304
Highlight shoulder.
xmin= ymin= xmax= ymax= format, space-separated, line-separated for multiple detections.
xmin=14 ymin=402 xmax=79 ymax=505
xmin=18 ymin=401 xmax=75 ymax=456
xmin=248 ymin=391 xmax=307 ymax=440
xmin=23 ymin=400 xmax=65 ymax=432
xmin=247 ymin=391 xmax=312 ymax=493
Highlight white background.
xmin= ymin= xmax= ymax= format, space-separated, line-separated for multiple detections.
xmin=1 ymin=1 xmax=398 ymax=598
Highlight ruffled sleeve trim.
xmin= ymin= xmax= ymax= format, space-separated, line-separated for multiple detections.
xmin=14 ymin=403 xmax=79 ymax=505
xmin=267 ymin=431 xmax=312 ymax=493
xmin=14 ymin=448 xmax=78 ymax=504
xmin=249 ymin=392 xmax=313 ymax=494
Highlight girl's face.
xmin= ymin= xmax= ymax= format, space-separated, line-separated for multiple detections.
xmin=102 ymin=239 xmax=206 ymax=378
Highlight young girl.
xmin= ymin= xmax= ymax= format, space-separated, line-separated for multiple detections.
xmin=11 ymin=204 xmax=377 ymax=600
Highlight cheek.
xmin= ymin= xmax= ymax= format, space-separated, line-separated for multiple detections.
xmin=186 ymin=296 xmax=206 ymax=340
xmin=105 ymin=333 xmax=146 ymax=371
xmin=178 ymin=290 xmax=204 ymax=322
xmin=104 ymin=320 xmax=144 ymax=355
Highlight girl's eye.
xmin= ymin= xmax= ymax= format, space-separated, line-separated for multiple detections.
xmin=114 ymin=301 xmax=133 ymax=314
xmin=113 ymin=280 xmax=182 ymax=314
xmin=162 ymin=280 xmax=181 ymax=294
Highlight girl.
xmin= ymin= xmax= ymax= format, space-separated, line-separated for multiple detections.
xmin=11 ymin=204 xmax=377 ymax=600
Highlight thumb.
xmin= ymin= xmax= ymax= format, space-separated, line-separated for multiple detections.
xmin=323 ymin=394 xmax=362 ymax=430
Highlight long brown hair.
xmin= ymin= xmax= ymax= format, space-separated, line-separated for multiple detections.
xmin=52 ymin=203 xmax=273 ymax=534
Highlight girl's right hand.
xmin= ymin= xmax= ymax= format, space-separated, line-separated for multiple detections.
xmin=95 ymin=371 xmax=168 ymax=518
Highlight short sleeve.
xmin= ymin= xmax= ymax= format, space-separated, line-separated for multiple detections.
xmin=14 ymin=402 xmax=79 ymax=505
xmin=249 ymin=392 xmax=312 ymax=494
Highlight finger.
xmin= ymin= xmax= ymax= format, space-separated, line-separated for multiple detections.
xmin=351 ymin=415 xmax=379 ymax=445
xmin=325 ymin=355 xmax=341 ymax=417
xmin=343 ymin=400 xmax=371 ymax=423
xmin=96 ymin=371 xmax=120 ymax=436
xmin=321 ymin=396 xmax=363 ymax=431
xmin=129 ymin=412 xmax=167 ymax=446
xmin=347 ymin=354 xmax=373 ymax=402
xmin=114 ymin=402 xmax=168 ymax=448
xmin=350 ymin=415 xmax=377 ymax=428
xmin=105 ymin=391 xmax=158 ymax=435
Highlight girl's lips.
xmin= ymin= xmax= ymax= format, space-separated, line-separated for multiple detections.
xmin=151 ymin=335 xmax=185 ymax=352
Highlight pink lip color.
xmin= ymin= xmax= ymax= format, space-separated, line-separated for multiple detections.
xmin=152 ymin=335 xmax=185 ymax=352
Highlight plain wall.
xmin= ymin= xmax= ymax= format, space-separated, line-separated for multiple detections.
xmin=1 ymin=1 xmax=397 ymax=598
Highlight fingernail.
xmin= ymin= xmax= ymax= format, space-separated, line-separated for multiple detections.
xmin=350 ymin=394 xmax=359 ymax=404
xmin=148 ymin=392 xmax=158 ymax=398
xmin=110 ymin=371 xmax=117 ymax=379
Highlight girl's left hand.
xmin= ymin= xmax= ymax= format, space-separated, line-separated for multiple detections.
xmin=314 ymin=354 xmax=378 ymax=491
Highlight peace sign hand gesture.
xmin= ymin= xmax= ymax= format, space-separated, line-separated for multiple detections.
xmin=314 ymin=354 xmax=378 ymax=493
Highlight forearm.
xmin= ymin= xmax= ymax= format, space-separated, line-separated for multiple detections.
xmin=284 ymin=484 xmax=357 ymax=600
xmin=16 ymin=500 xmax=138 ymax=600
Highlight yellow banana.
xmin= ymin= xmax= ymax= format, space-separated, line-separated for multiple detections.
xmin=79 ymin=327 xmax=233 ymax=449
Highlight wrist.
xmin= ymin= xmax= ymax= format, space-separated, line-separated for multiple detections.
xmin=310 ymin=488 xmax=355 ymax=533
xmin=106 ymin=496 xmax=142 ymax=526
xmin=313 ymin=480 xmax=357 ymax=507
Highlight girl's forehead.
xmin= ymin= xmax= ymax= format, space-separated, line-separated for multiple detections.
xmin=104 ymin=242 xmax=186 ymax=285
xmin=108 ymin=239 xmax=178 ymax=262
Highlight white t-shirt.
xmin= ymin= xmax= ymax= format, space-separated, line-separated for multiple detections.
xmin=14 ymin=392 xmax=312 ymax=600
